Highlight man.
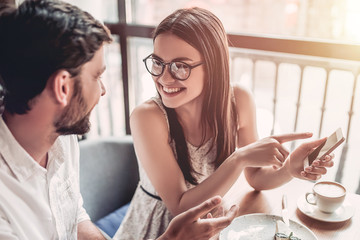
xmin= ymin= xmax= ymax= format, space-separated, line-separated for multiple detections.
xmin=0 ymin=0 xmax=237 ymax=239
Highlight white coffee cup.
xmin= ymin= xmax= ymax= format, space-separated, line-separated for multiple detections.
xmin=305 ymin=181 xmax=346 ymax=213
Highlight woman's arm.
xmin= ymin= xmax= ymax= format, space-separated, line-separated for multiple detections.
xmin=233 ymin=85 xmax=334 ymax=190
xmin=131 ymin=95 xmax=313 ymax=216
xmin=232 ymin=85 xmax=292 ymax=190
xmin=130 ymin=101 xmax=247 ymax=215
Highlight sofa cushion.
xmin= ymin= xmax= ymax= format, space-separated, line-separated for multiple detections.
xmin=95 ymin=202 xmax=130 ymax=238
xmin=79 ymin=136 xmax=139 ymax=222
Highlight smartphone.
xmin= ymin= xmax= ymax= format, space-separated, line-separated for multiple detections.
xmin=307 ymin=128 xmax=345 ymax=166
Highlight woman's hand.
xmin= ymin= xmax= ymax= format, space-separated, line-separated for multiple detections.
xmin=238 ymin=132 xmax=313 ymax=169
xmin=286 ymin=137 xmax=335 ymax=180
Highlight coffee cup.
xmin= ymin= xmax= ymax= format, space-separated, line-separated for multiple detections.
xmin=305 ymin=181 xmax=346 ymax=213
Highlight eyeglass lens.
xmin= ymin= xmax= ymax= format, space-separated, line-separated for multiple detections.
xmin=145 ymin=58 xmax=190 ymax=80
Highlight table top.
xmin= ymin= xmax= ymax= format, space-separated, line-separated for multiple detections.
xmin=220 ymin=174 xmax=360 ymax=240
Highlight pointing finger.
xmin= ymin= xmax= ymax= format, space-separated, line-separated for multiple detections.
xmin=272 ymin=132 xmax=313 ymax=143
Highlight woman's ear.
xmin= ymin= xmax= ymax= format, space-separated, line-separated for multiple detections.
xmin=52 ymin=70 xmax=72 ymax=106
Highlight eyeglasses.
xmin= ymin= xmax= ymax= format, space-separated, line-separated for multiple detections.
xmin=143 ymin=54 xmax=203 ymax=81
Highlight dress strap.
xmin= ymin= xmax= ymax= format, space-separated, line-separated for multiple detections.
xmin=140 ymin=185 xmax=162 ymax=201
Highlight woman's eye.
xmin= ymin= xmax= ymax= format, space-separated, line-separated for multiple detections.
xmin=174 ymin=62 xmax=188 ymax=70
xmin=153 ymin=59 xmax=162 ymax=66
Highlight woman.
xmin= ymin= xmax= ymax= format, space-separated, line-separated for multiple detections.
xmin=113 ymin=7 xmax=333 ymax=239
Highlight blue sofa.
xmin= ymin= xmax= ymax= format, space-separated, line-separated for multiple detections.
xmin=79 ymin=136 xmax=139 ymax=238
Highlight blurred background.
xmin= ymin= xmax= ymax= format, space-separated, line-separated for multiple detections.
xmin=8 ymin=0 xmax=360 ymax=193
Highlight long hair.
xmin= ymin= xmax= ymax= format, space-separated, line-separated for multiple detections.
xmin=153 ymin=7 xmax=237 ymax=185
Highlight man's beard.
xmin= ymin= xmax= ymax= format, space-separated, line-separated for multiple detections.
xmin=55 ymin=109 xmax=91 ymax=135
xmin=54 ymin=79 xmax=91 ymax=135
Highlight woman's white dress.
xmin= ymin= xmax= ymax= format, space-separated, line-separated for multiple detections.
xmin=113 ymin=97 xmax=217 ymax=240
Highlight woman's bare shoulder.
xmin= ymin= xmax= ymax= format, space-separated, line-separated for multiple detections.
xmin=130 ymin=99 xmax=168 ymax=130
xmin=232 ymin=84 xmax=254 ymax=103
xmin=131 ymin=99 xmax=162 ymax=116
xmin=231 ymin=84 xmax=257 ymax=128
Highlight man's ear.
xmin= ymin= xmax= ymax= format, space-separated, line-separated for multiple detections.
xmin=52 ymin=70 xmax=72 ymax=106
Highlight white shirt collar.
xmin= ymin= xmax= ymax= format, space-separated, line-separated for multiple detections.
xmin=0 ymin=117 xmax=66 ymax=182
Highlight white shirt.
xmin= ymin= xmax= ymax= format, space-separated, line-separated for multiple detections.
xmin=0 ymin=117 xmax=90 ymax=240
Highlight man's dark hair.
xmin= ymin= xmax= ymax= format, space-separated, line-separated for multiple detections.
xmin=0 ymin=0 xmax=112 ymax=114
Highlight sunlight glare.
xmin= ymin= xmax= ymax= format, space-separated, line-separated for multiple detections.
xmin=345 ymin=0 xmax=360 ymax=42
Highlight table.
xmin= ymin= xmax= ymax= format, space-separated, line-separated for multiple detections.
xmin=220 ymin=174 xmax=360 ymax=240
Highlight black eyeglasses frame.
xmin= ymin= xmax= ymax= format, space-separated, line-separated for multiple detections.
xmin=143 ymin=54 xmax=203 ymax=81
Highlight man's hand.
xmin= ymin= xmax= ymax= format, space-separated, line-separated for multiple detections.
xmin=78 ymin=220 xmax=106 ymax=240
xmin=158 ymin=196 xmax=238 ymax=240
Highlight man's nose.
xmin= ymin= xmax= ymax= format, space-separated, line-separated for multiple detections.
xmin=100 ymin=80 xmax=106 ymax=96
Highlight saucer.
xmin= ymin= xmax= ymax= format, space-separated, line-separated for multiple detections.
xmin=297 ymin=194 xmax=355 ymax=222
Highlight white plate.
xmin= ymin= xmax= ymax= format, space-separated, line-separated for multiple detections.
xmin=297 ymin=194 xmax=355 ymax=222
xmin=219 ymin=213 xmax=317 ymax=240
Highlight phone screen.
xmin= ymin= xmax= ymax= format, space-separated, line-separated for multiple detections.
xmin=307 ymin=128 xmax=345 ymax=165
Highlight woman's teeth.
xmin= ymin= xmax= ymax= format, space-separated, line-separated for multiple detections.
xmin=163 ymin=87 xmax=181 ymax=93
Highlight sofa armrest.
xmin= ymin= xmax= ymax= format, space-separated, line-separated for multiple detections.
xmin=79 ymin=135 xmax=139 ymax=222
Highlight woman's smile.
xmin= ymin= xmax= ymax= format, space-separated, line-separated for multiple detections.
xmin=158 ymin=82 xmax=186 ymax=97
xmin=162 ymin=86 xmax=182 ymax=93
